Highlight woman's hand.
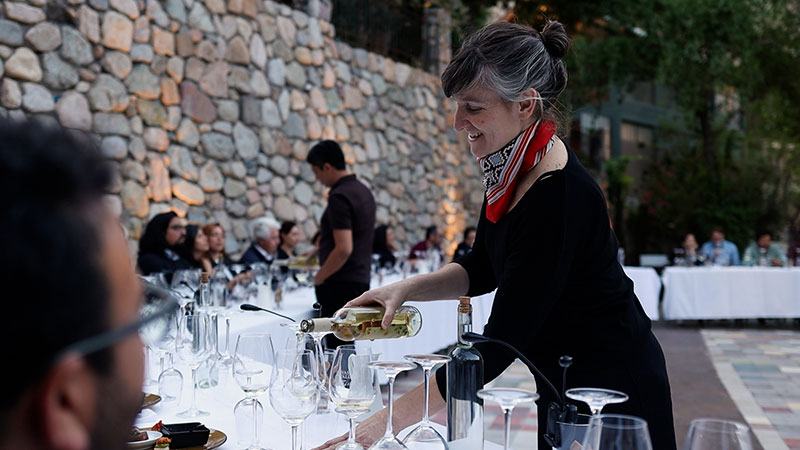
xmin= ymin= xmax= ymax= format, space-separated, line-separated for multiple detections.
xmin=345 ymin=280 xmax=412 ymax=329
xmin=311 ymin=414 xmax=386 ymax=450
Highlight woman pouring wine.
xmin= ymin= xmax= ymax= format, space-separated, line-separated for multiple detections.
xmin=314 ymin=19 xmax=676 ymax=450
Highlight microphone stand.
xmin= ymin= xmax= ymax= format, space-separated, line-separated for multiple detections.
xmin=240 ymin=303 xmax=297 ymax=322
xmin=462 ymin=331 xmax=577 ymax=448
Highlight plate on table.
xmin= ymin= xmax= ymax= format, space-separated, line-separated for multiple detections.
xmin=127 ymin=430 xmax=162 ymax=449
xmin=142 ymin=393 xmax=161 ymax=409
xmin=173 ymin=429 xmax=227 ymax=450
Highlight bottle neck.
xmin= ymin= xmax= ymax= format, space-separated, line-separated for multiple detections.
xmin=457 ymin=310 xmax=473 ymax=347
xmin=301 ymin=318 xmax=334 ymax=333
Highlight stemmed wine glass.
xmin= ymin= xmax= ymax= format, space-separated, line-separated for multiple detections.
xmin=171 ymin=269 xmax=201 ymax=300
xmin=683 ymin=418 xmax=752 ymax=450
xmin=581 ymin=414 xmax=653 ymax=450
xmin=233 ymin=333 xmax=275 ymax=450
xmin=175 ymin=312 xmax=212 ymax=417
xmin=401 ymin=354 xmax=451 ymax=449
xmin=329 ymin=345 xmax=377 ymax=450
xmin=477 ymin=388 xmax=539 ymax=450
xmin=282 ymin=322 xmax=332 ymax=414
xmin=269 ymin=349 xmax=320 ymax=450
xmin=566 ymin=388 xmax=629 ymax=415
xmin=153 ymin=303 xmax=182 ymax=407
xmin=367 ymin=361 xmax=417 ymax=450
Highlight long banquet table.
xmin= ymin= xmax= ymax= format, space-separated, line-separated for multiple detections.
xmin=138 ymin=279 xmax=502 ymax=449
xmin=138 ymin=265 xmax=663 ymax=448
xmin=662 ymin=266 xmax=800 ymax=319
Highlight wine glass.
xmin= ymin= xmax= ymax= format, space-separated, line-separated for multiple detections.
xmin=171 ymin=269 xmax=201 ymax=299
xmin=233 ymin=333 xmax=275 ymax=450
xmin=269 ymin=349 xmax=320 ymax=450
xmin=477 ymin=388 xmax=539 ymax=450
xmin=401 ymin=354 xmax=451 ymax=449
xmin=329 ymin=345 xmax=377 ymax=450
xmin=683 ymin=418 xmax=752 ymax=450
xmin=566 ymin=388 xmax=628 ymax=415
xmin=158 ymin=352 xmax=183 ymax=408
xmin=282 ymin=323 xmax=332 ymax=414
xmin=581 ymin=414 xmax=653 ymax=450
xmin=175 ymin=313 xmax=212 ymax=417
xmin=367 ymin=361 xmax=417 ymax=450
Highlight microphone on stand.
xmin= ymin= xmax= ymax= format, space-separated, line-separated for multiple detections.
xmin=240 ymin=303 xmax=297 ymax=322
xmin=461 ymin=331 xmax=577 ymax=448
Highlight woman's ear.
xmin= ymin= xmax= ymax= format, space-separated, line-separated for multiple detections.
xmin=517 ymin=88 xmax=540 ymax=121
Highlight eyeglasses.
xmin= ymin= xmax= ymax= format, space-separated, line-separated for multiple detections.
xmin=57 ymin=281 xmax=180 ymax=359
xmin=169 ymin=225 xmax=187 ymax=231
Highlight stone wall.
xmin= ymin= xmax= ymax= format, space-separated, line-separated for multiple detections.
xmin=0 ymin=0 xmax=484 ymax=258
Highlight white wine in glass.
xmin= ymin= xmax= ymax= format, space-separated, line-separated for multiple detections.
xmin=329 ymin=345 xmax=376 ymax=450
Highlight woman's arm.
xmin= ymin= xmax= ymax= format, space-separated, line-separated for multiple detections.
xmin=345 ymin=262 xmax=470 ymax=328
xmin=312 ymin=375 xmax=446 ymax=449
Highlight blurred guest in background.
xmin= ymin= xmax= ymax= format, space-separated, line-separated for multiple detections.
xmin=239 ymin=216 xmax=281 ymax=266
xmin=787 ymin=228 xmax=800 ymax=267
xmin=307 ymin=140 xmax=376 ymax=349
xmin=408 ymin=225 xmax=444 ymax=260
xmin=373 ymin=224 xmax=397 ymax=268
xmin=700 ymin=226 xmax=740 ymax=266
xmin=742 ymin=230 xmax=786 ymax=267
xmin=180 ymin=225 xmax=213 ymax=273
xmin=453 ymin=226 xmax=476 ymax=260
xmin=672 ymin=232 xmax=704 ymax=266
xmin=203 ymin=223 xmax=232 ymax=267
xmin=138 ymin=211 xmax=193 ymax=275
xmin=0 ymin=119 xmax=151 ymax=449
xmin=278 ymin=221 xmax=304 ymax=260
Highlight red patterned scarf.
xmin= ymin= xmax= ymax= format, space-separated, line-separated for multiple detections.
xmin=477 ymin=120 xmax=557 ymax=223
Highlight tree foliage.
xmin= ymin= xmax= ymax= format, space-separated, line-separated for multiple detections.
xmin=510 ymin=0 xmax=800 ymax=252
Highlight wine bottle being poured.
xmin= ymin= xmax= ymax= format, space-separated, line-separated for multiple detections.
xmin=300 ymin=305 xmax=422 ymax=341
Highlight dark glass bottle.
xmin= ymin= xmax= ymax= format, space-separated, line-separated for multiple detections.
xmin=446 ymin=296 xmax=484 ymax=449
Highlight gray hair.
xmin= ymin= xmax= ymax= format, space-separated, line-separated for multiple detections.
xmin=442 ymin=20 xmax=570 ymax=127
xmin=250 ymin=216 xmax=281 ymax=241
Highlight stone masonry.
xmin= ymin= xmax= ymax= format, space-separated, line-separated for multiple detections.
xmin=0 ymin=0 xmax=484 ymax=258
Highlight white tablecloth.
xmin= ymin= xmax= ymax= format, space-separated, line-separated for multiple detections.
xmin=140 ymin=285 xmax=504 ymax=449
xmin=623 ymin=266 xmax=661 ymax=320
xmin=662 ymin=267 xmax=800 ymax=319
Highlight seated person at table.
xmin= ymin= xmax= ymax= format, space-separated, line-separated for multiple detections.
xmin=0 ymin=119 xmax=148 ymax=449
xmin=239 ymin=216 xmax=281 ymax=266
xmin=700 ymin=226 xmax=740 ymax=266
xmin=742 ymin=231 xmax=787 ymax=267
xmin=138 ymin=211 xmax=193 ymax=275
xmin=408 ymin=225 xmax=444 ymax=261
xmin=373 ymin=224 xmax=397 ymax=268
xmin=203 ymin=223 xmax=233 ymax=267
xmin=672 ymin=232 xmax=704 ymax=266
xmin=453 ymin=226 xmax=476 ymax=260
xmin=278 ymin=221 xmax=304 ymax=260
xmin=180 ymin=224 xmax=213 ymax=273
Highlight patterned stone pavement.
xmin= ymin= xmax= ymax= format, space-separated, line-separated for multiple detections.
xmin=702 ymin=329 xmax=800 ymax=450
xmin=388 ymin=326 xmax=800 ymax=450
xmin=391 ymin=360 xmax=539 ymax=449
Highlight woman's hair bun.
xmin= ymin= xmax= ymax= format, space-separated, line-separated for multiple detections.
xmin=540 ymin=20 xmax=570 ymax=59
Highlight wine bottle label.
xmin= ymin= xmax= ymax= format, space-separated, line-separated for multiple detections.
xmin=360 ymin=323 xmax=409 ymax=340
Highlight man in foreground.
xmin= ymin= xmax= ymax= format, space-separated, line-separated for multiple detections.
xmin=0 ymin=119 xmax=159 ymax=450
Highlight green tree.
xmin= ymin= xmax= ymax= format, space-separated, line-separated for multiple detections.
xmin=510 ymin=0 xmax=800 ymax=252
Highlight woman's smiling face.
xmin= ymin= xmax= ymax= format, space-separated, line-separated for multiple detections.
xmin=453 ymin=85 xmax=527 ymax=159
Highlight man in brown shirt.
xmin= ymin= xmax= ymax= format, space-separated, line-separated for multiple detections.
xmin=307 ymin=140 xmax=376 ymax=348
